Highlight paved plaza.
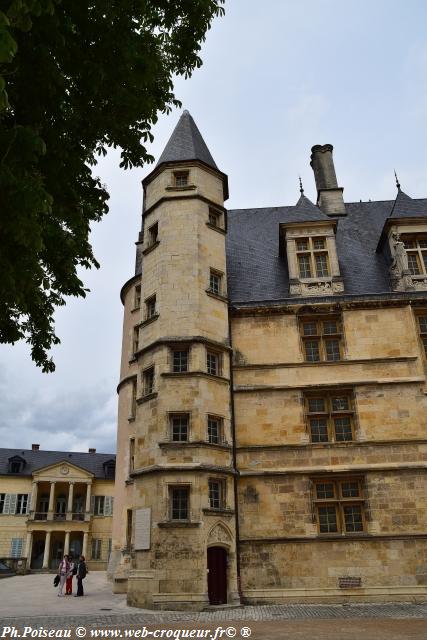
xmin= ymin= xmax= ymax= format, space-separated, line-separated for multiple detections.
xmin=0 ymin=573 xmax=426 ymax=639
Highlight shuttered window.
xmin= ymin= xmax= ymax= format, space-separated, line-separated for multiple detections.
xmin=92 ymin=495 xmax=113 ymax=516
xmin=91 ymin=538 xmax=102 ymax=560
xmin=10 ymin=538 xmax=23 ymax=558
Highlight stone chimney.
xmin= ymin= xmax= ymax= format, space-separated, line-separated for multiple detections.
xmin=310 ymin=144 xmax=345 ymax=215
xmin=88 ymin=447 xmax=96 ymax=453
xmin=32 ymin=444 xmax=40 ymax=451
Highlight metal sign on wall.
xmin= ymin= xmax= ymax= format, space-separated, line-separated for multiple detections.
xmin=134 ymin=507 xmax=151 ymax=550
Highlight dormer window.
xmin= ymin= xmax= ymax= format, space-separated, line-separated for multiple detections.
xmin=103 ymin=460 xmax=116 ymax=479
xmin=296 ymin=237 xmax=330 ymax=279
xmin=402 ymin=236 xmax=427 ymax=276
xmin=280 ymin=220 xmax=344 ymax=297
xmin=388 ymin=231 xmax=427 ymax=292
xmin=8 ymin=456 xmax=25 ymax=474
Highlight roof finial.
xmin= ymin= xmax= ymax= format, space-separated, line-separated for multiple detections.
xmin=299 ymin=176 xmax=304 ymax=195
xmin=394 ymin=169 xmax=401 ymax=191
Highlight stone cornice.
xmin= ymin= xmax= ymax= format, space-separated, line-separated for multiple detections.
xmin=230 ymin=293 xmax=427 ymax=316
xmin=233 ymin=356 xmax=417 ymax=370
xmin=117 ymin=373 xmax=137 ymax=394
xmin=239 ymin=462 xmax=426 ymax=477
xmin=134 ymin=335 xmax=232 ymax=358
xmin=239 ymin=533 xmax=427 ymax=545
xmin=236 ymin=438 xmax=427 ymax=452
xmin=130 ymin=463 xmax=238 ymax=478
xmin=233 ymin=377 xmax=425 ymax=393
xmin=120 ymin=274 xmax=141 ymax=305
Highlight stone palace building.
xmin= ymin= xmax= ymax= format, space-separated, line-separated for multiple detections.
xmin=109 ymin=111 xmax=427 ymax=609
xmin=0 ymin=445 xmax=115 ymax=572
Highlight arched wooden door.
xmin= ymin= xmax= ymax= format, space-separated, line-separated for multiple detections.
xmin=207 ymin=546 xmax=227 ymax=605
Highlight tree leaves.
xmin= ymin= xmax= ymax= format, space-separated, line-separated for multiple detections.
xmin=0 ymin=0 xmax=224 ymax=371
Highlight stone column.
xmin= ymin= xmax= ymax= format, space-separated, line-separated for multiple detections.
xmin=31 ymin=481 xmax=38 ymax=517
xmin=64 ymin=531 xmax=70 ymax=555
xmin=48 ymin=481 xmax=56 ymax=519
xmin=82 ymin=532 xmax=88 ymax=558
xmin=25 ymin=531 xmax=33 ymax=569
xmin=67 ymin=482 xmax=74 ymax=520
xmin=42 ymin=531 xmax=51 ymax=569
xmin=85 ymin=482 xmax=92 ymax=516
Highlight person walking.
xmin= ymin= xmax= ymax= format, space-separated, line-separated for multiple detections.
xmin=65 ymin=556 xmax=75 ymax=595
xmin=75 ymin=555 xmax=87 ymax=597
xmin=57 ymin=555 xmax=69 ymax=597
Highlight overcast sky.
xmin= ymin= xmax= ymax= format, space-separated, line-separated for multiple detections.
xmin=1 ymin=0 xmax=427 ymax=455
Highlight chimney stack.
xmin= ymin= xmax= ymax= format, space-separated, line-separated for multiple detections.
xmin=32 ymin=444 xmax=40 ymax=451
xmin=310 ymin=144 xmax=345 ymax=215
xmin=88 ymin=448 xmax=96 ymax=453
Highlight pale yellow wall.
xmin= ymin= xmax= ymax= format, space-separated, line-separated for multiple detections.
xmin=0 ymin=476 xmax=31 ymax=557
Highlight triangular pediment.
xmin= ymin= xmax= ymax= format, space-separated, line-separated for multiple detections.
xmin=33 ymin=460 xmax=94 ymax=480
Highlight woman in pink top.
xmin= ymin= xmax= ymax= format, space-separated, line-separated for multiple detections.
xmin=57 ymin=555 xmax=69 ymax=597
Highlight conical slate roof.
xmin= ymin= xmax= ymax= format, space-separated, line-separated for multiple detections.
xmin=294 ymin=193 xmax=330 ymax=221
xmin=157 ymin=110 xmax=218 ymax=170
xmin=390 ymin=189 xmax=427 ymax=218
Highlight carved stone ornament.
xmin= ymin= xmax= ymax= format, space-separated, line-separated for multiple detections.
xmin=60 ymin=464 xmax=69 ymax=475
xmin=389 ymin=232 xmax=417 ymax=291
xmin=208 ymin=522 xmax=232 ymax=547
xmin=290 ymin=280 xmax=344 ymax=297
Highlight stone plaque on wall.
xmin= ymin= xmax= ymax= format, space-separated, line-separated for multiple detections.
xmin=134 ymin=508 xmax=151 ymax=550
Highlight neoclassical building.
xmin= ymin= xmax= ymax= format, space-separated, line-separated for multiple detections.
xmin=109 ymin=111 xmax=427 ymax=609
xmin=0 ymin=445 xmax=115 ymax=571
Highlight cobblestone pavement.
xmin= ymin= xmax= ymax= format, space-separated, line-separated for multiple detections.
xmin=2 ymin=601 xmax=427 ymax=627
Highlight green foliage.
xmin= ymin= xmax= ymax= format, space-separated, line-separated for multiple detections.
xmin=0 ymin=0 xmax=224 ymax=371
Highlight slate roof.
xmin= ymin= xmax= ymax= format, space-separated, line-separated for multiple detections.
xmin=157 ymin=110 xmax=218 ymax=170
xmin=390 ymin=189 xmax=427 ymax=218
xmin=292 ymin=194 xmax=330 ymax=220
xmin=226 ymin=195 xmax=427 ymax=305
xmin=0 ymin=448 xmax=115 ymax=478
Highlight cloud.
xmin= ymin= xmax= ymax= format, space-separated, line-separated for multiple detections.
xmin=0 ymin=374 xmax=117 ymax=453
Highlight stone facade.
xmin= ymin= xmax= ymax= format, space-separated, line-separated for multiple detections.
xmin=110 ymin=111 xmax=427 ymax=609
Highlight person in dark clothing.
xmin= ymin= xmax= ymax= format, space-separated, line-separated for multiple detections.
xmin=75 ymin=555 xmax=87 ymax=597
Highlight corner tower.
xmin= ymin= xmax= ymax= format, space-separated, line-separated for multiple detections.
xmin=110 ymin=111 xmax=239 ymax=610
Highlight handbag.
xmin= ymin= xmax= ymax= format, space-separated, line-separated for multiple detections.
xmin=53 ymin=574 xmax=60 ymax=587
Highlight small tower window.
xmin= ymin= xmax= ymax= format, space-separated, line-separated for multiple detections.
xmin=173 ymin=171 xmax=189 ymax=187
xmin=143 ymin=367 xmax=155 ymax=396
xmin=209 ymin=270 xmax=223 ymax=296
xmin=207 ymin=415 xmax=223 ymax=444
xmin=148 ymin=222 xmax=158 ymax=246
xmin=129 ymin=439 xmax=135 ymax=473
xmin=134 ymin=285 xmax=141 ymax=309
xmin=172 ymin=349 xmax=189 ymax=373
xmin=130 ymin=380 xmax=137 ymax=419
xmin=132 ymin=326 xmax=139 ymax=355
xmin=145 ymin=294 xmax=157 ymax=319
xmin=207 ymin=350 xmax=221 ymax=376
xmin=170 ymin=414 xmax=190 ymax=442
xmin=208 ymin=208 xmax=222 ymax=228
xmin=170 ymin=486 xmax=189 ymax=521
xmin=208 ymin=479 xmax=226 ymax=509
